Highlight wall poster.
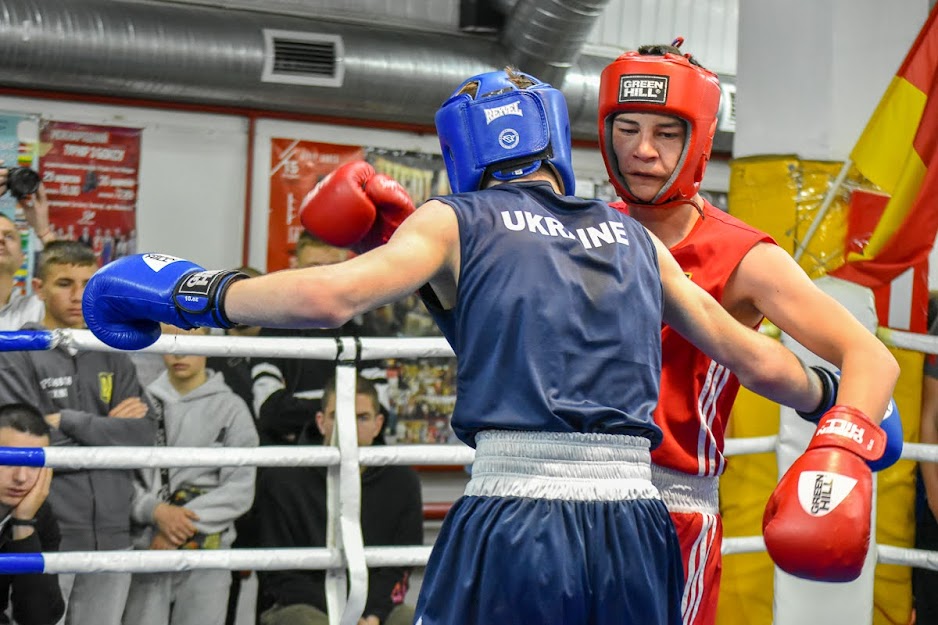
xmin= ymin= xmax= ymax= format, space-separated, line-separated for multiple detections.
xmin=267 ymin=139 xmax=364 ymax=272
xmin=39 ymin=120 xmax=142 ymax=267
xmin=267 ymin=138 xmax=459 ymax=445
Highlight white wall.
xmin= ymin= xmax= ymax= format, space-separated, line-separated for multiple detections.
xmin=0 ymin=95 xmax=248 ymax=269
xmin=735 ymin=0 xmax=927 ymax=160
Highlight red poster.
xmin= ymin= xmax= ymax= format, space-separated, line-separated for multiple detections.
xmin=268 ymin=139 xmax=363 ymax=271
xmin=39 ymin=121 xmax=141 ymax=266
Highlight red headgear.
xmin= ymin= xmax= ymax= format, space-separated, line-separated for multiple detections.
xmin=598 ymin=45 xmax=721 ymax=207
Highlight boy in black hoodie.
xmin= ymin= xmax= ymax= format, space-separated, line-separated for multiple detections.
xmin=256 ymin=376 xmax=423 ymax=625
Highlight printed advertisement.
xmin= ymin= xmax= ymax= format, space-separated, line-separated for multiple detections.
xmin=268 ymin=139 xmax=457 ymax=443
xmin=362 ymin=149 xmax=455 ymax=445
xmin=387 ymin=358 xmax=458 ymax=445
xmin=366 ymin=148 xmax=451 ymax=205
xmin=39 ymin=121 xmax=141 ymax=267
xmin=266 ymin=139 xmax=364 ymax=272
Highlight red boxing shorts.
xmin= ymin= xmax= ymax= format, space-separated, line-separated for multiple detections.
xmin=652 ymin=465 xmax=723 ymax=625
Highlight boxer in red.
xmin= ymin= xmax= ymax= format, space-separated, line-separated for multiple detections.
xmin=597 ymin=40 xmax=901 ymax=624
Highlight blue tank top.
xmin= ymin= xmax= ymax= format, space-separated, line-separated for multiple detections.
xmin=424 ymin=182 xmax=664 ymax=448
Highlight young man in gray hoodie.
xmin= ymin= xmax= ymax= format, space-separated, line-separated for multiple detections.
xmin=123 ymin=324 xmax=259 ymax=625
xmin=0 ymin=240 xmax=156 ymax=625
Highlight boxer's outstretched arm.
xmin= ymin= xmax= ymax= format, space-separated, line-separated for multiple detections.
xmin=82 ymin=201 xmax=458 ymax=351
xmin=730 ymin=242 xmax=899 ymax=425
xmin=226 ymin=200 xmax=458 ymax=329
xmin=653 ymin=233 xmax=825 ymax=414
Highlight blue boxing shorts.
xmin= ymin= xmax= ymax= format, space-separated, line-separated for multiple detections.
xmin=414 ymin=431 xmax=683 ymax=625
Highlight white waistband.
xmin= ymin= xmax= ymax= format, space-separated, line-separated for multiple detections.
xmin=650 ymin=464 xmax=720 ymax=515
xmin=465 ymin=431 xmax=659 ymax=502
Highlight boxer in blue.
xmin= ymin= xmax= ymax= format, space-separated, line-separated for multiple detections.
xmin=81 ymin=68 xmax=844 ymax=625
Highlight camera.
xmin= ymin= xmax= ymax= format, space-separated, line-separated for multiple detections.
xmin=3 ymin=167 xmax=40 ymax=200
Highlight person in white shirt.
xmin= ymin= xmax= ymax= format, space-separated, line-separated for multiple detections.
xmin=0 ymin=171 xmax=55 ymax=331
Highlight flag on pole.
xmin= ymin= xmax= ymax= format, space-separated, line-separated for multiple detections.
xmin=832 ymin=4 xmax=938 ymax=292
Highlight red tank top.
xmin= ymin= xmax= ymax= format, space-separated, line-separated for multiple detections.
xmin=613 ymin=200 xmax=775 ymax=476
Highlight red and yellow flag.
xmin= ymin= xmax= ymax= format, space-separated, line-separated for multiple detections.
xmin=832 ymin=5 xmax=938 ymax=289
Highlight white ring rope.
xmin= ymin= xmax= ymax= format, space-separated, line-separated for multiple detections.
xmin=722 ymin=536 xmax=766 ymax=556
xmin=878 ymin=326 xmax=938 ymax=354
xmin=25 ymin=438 xmax=931 ymax=468
xmin=878 ymin=545 xmax=938 ymax=570
xmin=42 ymin=446 xmax=340 ymax=468
xmin=36 ymin=545 xmax=437 ymax=575
xmin=24 ymin=444 xmax=477 ymax=470
xmin=53 ymin=329 xmax=457 ymax=360
xmin=723 ymin=435 xmax=777 ymax=457
xmin=0 ymin=326 xmax=936 ymax=607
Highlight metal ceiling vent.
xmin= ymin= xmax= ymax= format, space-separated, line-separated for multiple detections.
xmin=262 ymin=29 xmax=345 ymax=87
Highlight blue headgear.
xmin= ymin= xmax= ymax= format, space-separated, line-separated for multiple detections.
xmin=434 ymin=70 xmax=576 ymax=195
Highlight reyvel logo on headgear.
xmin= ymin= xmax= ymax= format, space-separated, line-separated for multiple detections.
xmin=618 ymin=74 xmax=669 ymax=104
xmin=98 ymin=372 xmax=114 ymax=404
xmin=498 ymin=128 xmax=520 ymax=150
xmin=484 ymin=100 xmax=524 ymax=124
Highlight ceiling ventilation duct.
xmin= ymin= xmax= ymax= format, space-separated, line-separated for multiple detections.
xmin=261 ymin=30 xmax=344 ymax=87
xmin=0 ymin=0 xmax=733 ymax=150
xmin=498 ymin=0 xmax=614 ymax=86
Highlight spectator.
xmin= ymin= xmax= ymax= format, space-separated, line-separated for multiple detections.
xmin=256 ymin=376 xmax=422 ymax=625
xmin=207 ymin=266 xmax=265 ymax=419
xmin=204 ymin=266 xmax=265 ymax=625
xmin=252 ymin=233 xmax=390 ymax=445
xmin=0 ymin=240 xmax=155 ymax=625
xmin=123 ymin=324 xmax=258 ymax=625
xmin=0 ymin=175 xmax=56 ymax=331
xmin=0 ymin=402 xmax=64 ymax=625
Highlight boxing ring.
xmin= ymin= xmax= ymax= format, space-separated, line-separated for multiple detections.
xmin=0 ymin=327 xmax=936 ymax=625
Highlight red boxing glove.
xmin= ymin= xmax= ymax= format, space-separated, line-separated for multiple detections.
xmin=299 ymin=160 xmax=377 ymax=248
xmin=356 ymin=172 xmax=415 ymax=254
xmin=762 ymin=406 xmax=886 ymax=582
xmin=299 ymin=160 xmax=415 ymax=254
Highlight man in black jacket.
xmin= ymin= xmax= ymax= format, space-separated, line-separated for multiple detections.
xmin=256 ymin=377 xmax=423 ymax=625
xmin=0 ymin=402 xmax=64 ymax=625
xmin=250 ymin=234 xmax=389 ymax=446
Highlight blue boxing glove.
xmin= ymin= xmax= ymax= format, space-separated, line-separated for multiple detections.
xmin=869 ymin=398 xmax=903 ymax=471
xmin=797 ymin=366 xmax=903 ymax=471
xmin=82 ymin=253 xmax=247 ymax=351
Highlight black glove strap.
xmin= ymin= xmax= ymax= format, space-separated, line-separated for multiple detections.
xmin=797 ymin=365 xmax=839 ymax=423
xmin=214 ymin=272 xmax=249 ymax=328
xmin=173 ymin=270 xmax=248 ymax=328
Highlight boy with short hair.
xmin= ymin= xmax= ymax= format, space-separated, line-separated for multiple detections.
xmin=256 ymin=376 xmax=422 ymax=625
xmin=0 ymin=240 xmax=156 ymax=625
xmin=0 ymin=402 xmax=64 ymax=625
xmin=123 ymin=324 xmax=259 ymax=625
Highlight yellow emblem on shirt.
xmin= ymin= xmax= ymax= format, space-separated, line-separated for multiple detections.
xmin=98 ymin=372 xmax=114 ymax=404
